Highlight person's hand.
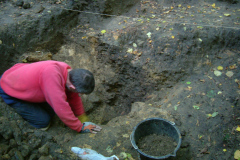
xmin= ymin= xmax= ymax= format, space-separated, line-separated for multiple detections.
xmin=78 ymin=113 xmax=89 ymax=123
xmin=80 ymin=122 xmax=102 ymax=134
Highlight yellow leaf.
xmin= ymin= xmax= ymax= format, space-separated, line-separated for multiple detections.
xmin=236 ymin=126 xmax=240 ymax=132
xmin=22 ymin=59 xmax=27 ymax=63
xmin=13 ymin=43 xmax=15 ymax=47
xmin=171 ymin=6 xmax=174 ymax=9
xmin=207 ymin=114 xmax=212 ymax=117
xmin=178 ymin=4 xmax=181 ymax=7
xmin=229 ymin=64 xmax=237 ymax=69
xmin=217 ymin=66 xmax=223 ymax=70
xmin=126 ymin=121 xmax=130 ymax=125
xmin=89 ymin=134 xmax=95 ymax=138
xmin=172 ymin=36 xmax=175 ymax=39
xmin=234 ymin=150 xmax=240 ymax=159
xmin=187 ymin=5 xmax=191 ymax=8
xmin=212 ymin=3 xmax=215 ymax=8
xmin=223 ymin=149 xmax=227 ymax=152
xmin=122 ymin=134 xmax=129 ymax=138
xmin=224 ymin=13 xmax=231 ymax=17
xmin=101 ymin=30 xmax=106 ymax=34
xmin=82 ymin=36 xmax=87 ymax=39
xmin=0 ymin=40 xmax=2 ymax=44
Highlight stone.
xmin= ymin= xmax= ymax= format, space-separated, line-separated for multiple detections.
xmin=15 ymin=0 xmax=23 ymax=6
xmin=38 ymin=144 xmax=49 ymax=156
xmin=20 ymin=144 xmax=30 ymax=157
xmin=9 ymin=139 xmax=17 ymax=148
xmin=23 ymin=2 xmax=30 ymax=9
xmin=29 ymin=153 xmax=38 ymax=160
xmin=14 ymin=150 xmax=24 ymax=160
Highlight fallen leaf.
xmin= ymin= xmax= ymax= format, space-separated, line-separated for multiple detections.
xmin=212 ymin=112 xmax=218 ymax=117
xmin=186 ymin=81 xmax=191 ymax=84
xmin=217 ymin=66 xmax=223 ymax=70
xmin=234 ymin=150 xmax=240 ymax=159
xmin=224 ymin=13 xmax=231 ymax=17
xmin=174 ymin=105 xmax=178 ymax=110
xmin=106 ymin=146 xmax=113 ymax=153
xmin=218 ymin=91 xmax=222 ymax=94
xmin=207 ymin=90 xmax=216 ymax=98
xmin=122 ymin=134 xmax=129 ymax=138
xmin=226 ymin=71 xmax=234 ymax=78
xmin=229 ymin=64 xmax=237 ymax=69
xmin=236 ymin=126 xmax=240 ymax=132
xmin=0 ymin=40 xmax=2 ymax=44
xmin=147 ymin=32 xmax=152 ymax=38
xmin=235 ymin=79 xmax=240 ymax=84
xmin=101 ymin=30 xmax=106 ymax=34
xmin=172 ymin=36 xmax=175 ymax=39
xmin=133 ymin=43 xmax=137 ymax=48
xmin=212 ymin=3 xmax=216 ymax=8
xmin=186 ymin=86 xmax=192 ymax=91
xmin=55 ymin=149 xmax=63 ymax=153
xmin=197 ymin=26 xmax=203 ymax=29
xmin=89 ymin=134 xmax=95 ymax=138
xmin=207 ymin=114 xmax=212 ymax=117
xmin=223 ymin=149 xmax=227 ymax=152
xmin=214 ymin=70 xmax=222 ymax=76
xmin=208 ymin=76 xmax=213 ymax=80
xmin=127 ymin=48 xmax=133 ymax=53
xmin=193 ymin=105 xmax=200 ymax=109
xmin=199 ymin=38 xmax=202 ymax=42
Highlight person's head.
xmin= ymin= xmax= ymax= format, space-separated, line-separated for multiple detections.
xmin=68 ymin=69 xmax=95 ymax=95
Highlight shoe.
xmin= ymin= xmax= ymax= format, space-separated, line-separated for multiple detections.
xmin=39 ymin=123 xmax=50 ymax=131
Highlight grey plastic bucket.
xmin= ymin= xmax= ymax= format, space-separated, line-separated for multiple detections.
xmin=130 ymin=118 xmax=181 ymax=160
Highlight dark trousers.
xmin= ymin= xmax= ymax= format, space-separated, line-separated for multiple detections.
xmin=10 ymin=100 xmax=55 ymax=128
xmin=0 ymin=77 xmax=55 ymax=128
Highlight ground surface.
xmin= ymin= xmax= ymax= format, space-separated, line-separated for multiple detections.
xmin=0 ymin=0 xmax=240 ymax=160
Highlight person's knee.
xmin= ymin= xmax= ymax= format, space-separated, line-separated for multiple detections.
xmin=34 ymin=114 xmax=52 ymax=128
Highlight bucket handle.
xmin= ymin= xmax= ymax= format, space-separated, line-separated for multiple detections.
xmin=130 ymin=131 xmax=138 ymax=150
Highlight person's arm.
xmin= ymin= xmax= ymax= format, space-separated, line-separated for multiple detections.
xmin=66 ymin=90 xmax=85 ymax=116
xmin=40 ymin=66 xmax=83 ymax=132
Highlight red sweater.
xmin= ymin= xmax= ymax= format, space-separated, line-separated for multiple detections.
xmin=0 ymin=60 xmax=85 ymax=132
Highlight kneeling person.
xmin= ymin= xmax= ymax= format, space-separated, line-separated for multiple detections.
xmin=0 ymin=60 xmax=101 ymax=134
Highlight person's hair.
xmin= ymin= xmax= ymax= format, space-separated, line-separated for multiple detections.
xmin=69 ymin=69 xmax=95 ymax=95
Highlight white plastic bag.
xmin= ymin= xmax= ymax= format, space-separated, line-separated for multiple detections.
xmin=71 ymin=147 xmax=119 ymax=160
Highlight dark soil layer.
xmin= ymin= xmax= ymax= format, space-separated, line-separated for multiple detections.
xmin=137 ymin=134 xmax=177 ymax=157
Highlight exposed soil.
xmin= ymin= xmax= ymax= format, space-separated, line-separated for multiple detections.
xmin=0 ymin=0 xmax=240 ymax=160
xmin=137 ymin=134 xmax=177 ymax=157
